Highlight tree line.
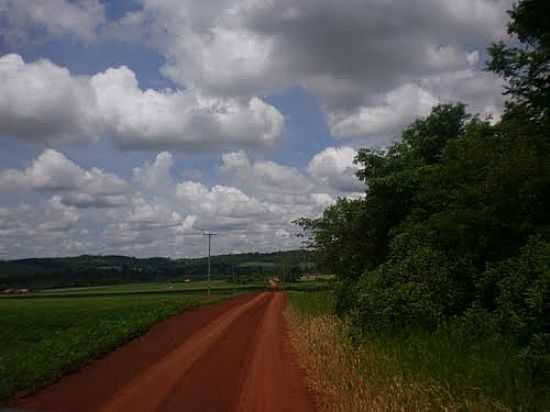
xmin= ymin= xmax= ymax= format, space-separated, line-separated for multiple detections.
xmin=0 ymin=250 xmax=312 ymax=289
xmin=298 ymin=0 xmax=549 ymax=383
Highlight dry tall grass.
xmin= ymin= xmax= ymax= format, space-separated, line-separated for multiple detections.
xmin=285 ymin=308 xmax=510 ymax=412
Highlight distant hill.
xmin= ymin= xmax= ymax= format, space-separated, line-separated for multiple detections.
xmin=0 ymin=250 xmax=315 ymax=290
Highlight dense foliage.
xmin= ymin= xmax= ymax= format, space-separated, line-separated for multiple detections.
xmin=298 ymin=0 xmax=550 ymax=388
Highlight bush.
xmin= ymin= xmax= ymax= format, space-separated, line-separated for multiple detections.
xmin=352 ymin=228 xmax=478 ymax=334
xmin=479 ymin=238 xmax=550 ymax=381
xmin=334 ymin=279 xmax=356 ymax=316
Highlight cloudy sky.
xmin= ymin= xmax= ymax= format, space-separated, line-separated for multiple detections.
xmin=0 ymin=0 xmax=513 ymax=259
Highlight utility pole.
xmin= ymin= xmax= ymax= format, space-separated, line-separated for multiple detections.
xmin=203 ymin=232 xmax=216 ymax=295
xmin=232 ymin=261 xmax=236 ymax=294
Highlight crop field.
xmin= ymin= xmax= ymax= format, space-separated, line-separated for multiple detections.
xmin=0 ymin=280 xmax=329 ymax=402
xmin=40 ymin=279 xmax=230 ymax=293
xmin=0 ymin=291 xmax=236 ymax=400
xmin=6 ymin=277 xmax=334 ymax=298
xmin=34 ymin=279 xmax=264 ymax=297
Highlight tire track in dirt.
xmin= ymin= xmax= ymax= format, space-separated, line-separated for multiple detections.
xmin=8 ymin=292 xmax=316 ymax=412
xmin=236 ymin=292 xmax=315 ymax=412
xmin=96 ymin=293 xmax=270 ymax=412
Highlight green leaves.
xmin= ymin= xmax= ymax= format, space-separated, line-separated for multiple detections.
xmin=296 ymin=198 xmax=372 ymax=279
xmin=402 ymin=103 xmax=469 ymax=164
xmin=488 ymin=0 xmax=550 ymax=126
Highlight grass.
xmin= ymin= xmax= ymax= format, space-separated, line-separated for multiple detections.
xmin=281 ymin=279 xmax=337 ymax=293
xmin=286 ymin=291 xmax=548 ymax=412
xmin=286 ymin=290 xmax=335 ymax=316
xmin=39 ymin=280 xmax=232 ymax=293
xmin=369 ymin=327 xmax=544 ymax=410
xmin=0 ymin=291 xmax=235 ymax=400
xmin=32 ymin=279 xmax=265 ymax=297
xmin=24 ymin=278 xmax=333 ymax=298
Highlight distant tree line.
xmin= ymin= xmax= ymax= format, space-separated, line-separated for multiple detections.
xmin=298 ymin=0 xmax=549 ymax=383
xmin=0 ymin=250 xmax=314 ymax=289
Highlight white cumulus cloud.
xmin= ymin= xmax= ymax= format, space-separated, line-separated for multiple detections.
xmin=0 ymin=149 xmax=130 ymax=208
xmin=108 ymin=0 xmax=512 ymax=144
xmin=308 ymin=147 xmax=364 ymax=192
xmin=0 ymin=54 xmax=284 ymax=151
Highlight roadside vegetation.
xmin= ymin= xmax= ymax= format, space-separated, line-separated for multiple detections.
xmin=295 ymin=1 xmax=550 ymax=410
xmin=287 ymin=291 xmax=537 ymax=411
xmin=0 ymin=292 xmax=232 ymax=400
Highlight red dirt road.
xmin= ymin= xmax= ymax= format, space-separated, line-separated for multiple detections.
xmin=9 ymin=292 xmax=316 ymax=412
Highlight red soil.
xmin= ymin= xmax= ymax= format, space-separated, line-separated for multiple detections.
xmin=8 ymin=292 xmax=316 ymax=412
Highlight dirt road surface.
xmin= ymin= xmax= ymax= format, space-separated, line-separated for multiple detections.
xmin=9 ymin=292 xmax=316 ymax=412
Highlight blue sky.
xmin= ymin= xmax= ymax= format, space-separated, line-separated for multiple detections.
xmin=0 ymin=0 xmax=513 ymax=258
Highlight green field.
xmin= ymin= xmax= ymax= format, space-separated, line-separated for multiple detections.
xmin=287 ymin=290 xmax=335 ymax=316
xmin=41 ymin=279 xmax=230 ymax=293
xmin=0 ymin=278 xmax=333 ymax=299
xmin=0 ymin=279 xmax=329 ymax=401
xmin=0 ymin=291 xmax=237 ymax=400
xmin=282 ymin=278 xmax=336 ymax=292
xmin=34 ymin=279 xmax=264 ymax=296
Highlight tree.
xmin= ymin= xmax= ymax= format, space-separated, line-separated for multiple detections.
xmin=488 ymin=0 xmax=550 ymax=126
xmin=296 ymin=197 xmax=371 ymax=280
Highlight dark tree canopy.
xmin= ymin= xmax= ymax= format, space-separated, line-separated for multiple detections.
xmin=488 ymin=0 xmax=550 ymax=125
